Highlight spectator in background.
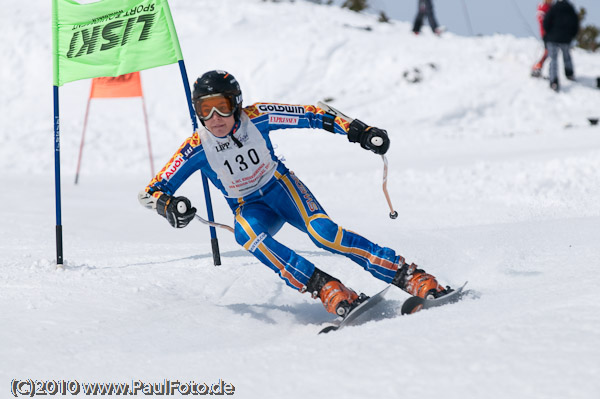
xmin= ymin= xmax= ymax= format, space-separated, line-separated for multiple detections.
xmin=413 ymin=0 xmax=443 ymax=36
xmin=531 ymin=0 xmax=554 ymax=78
xmin=543 ymin=0 xmax=580 ymax=92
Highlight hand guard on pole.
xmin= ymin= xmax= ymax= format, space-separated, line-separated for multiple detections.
xmin=157 ymin=195 xmax=196 ymax=228
xmin=347 ymin=119 xmax=390 ymax=155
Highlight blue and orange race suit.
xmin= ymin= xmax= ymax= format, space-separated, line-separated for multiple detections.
xmin=140 ymin=103 xmax=404 ymax=291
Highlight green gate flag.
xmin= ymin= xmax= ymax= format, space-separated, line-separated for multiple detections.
xmin=52 ymin=0 xmax=183 ymax=86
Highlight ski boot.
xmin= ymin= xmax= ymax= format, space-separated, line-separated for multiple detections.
xmin=531 ymin=61 xmax=544 ymax=78
xmin=565 ymin=68 xmax=576 ymax=81
xmin=306 ymin=268 xmax=367 ymax=317
xmin=531 ymin=68 xmax=542 ymax=78
xmin=550 ymin=80 xmax=559 ymax=92
xmin=392 ymin=263 xmax=451 ymax=299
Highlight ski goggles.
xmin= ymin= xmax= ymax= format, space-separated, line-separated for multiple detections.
xmin=194 ymin=94 xmax=234 ymax=120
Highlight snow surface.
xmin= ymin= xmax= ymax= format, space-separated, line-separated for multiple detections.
xmin=1 ymin=1 xmax=600 ymax=398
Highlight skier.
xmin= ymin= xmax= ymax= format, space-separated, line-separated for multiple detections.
xmin=139 ymin=70 xmax=453 ymax=318
xmin=543 ymin=0 xmax=579 ymax=91
xmin=412 ymin=0 xmax=442 ymax=36
xmin=531 ymin=0 xmax=554 ymax=78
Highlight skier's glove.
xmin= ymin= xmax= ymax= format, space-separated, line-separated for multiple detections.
xmin=157 ymin=195 xmax=196 ymax=228
xmin=347 ymin=119 xmax=390 ymax=155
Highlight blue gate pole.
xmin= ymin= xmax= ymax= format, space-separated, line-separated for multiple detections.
xmin=53 ymin=85 xmax=64 ymax=266
xmin=177 ymin=60 xmax=221 ymax=266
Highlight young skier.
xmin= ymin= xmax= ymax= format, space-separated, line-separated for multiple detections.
xmin=531 ymin=0 xmax=553 ymax=78
xmin=139 ymin=70 xmax=453 ymax=318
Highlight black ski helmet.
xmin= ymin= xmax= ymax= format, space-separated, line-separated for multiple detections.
xmin=192 ymin=70 xmax=243 ymax=124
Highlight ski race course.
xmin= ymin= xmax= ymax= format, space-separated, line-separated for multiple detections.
xmin=1 ymin=1 xmax=599 ymax=398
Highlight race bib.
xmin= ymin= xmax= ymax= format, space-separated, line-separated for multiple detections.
xmin=199 ymin=114 xmax=276 ymax=197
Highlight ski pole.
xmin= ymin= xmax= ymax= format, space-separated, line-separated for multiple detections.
xmin=317 ymin=101 xmax=398 ymax=220
xmin=194 ymin=214 xmax=234 ymax=234
xmin=174 ymin=199 xmax=234 ymax=233
xmin=381 ymin=154 xmax=398 ymax=219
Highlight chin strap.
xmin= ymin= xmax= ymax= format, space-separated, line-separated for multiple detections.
xmin=229 ymin=119 xmax=243 ymax=147
xmin=229 ymin=133 xmax=243 ymax=148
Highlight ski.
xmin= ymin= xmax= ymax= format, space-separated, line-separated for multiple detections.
xmin=319 ymin=285 xmax=392 ymax=334
xmin=319 ymin=282 xmax=471 ymax=334
xmin=400 ymin=281 xmax=469 ymax=315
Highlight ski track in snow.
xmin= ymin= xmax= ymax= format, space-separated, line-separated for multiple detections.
xmin=1 ymin=1 xmax=600 ymax=398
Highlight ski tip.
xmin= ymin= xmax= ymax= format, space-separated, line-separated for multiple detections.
xmin=401 ymin=296 xmax=424 ymax=315
xmin=408 ymin=304 xmax=423 ymax=314
xmin=319 ymin=325 xmax=339 ymax=334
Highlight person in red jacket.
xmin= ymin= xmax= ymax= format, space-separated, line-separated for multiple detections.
xmin=531 ymin=0 xmax=554 ymax=78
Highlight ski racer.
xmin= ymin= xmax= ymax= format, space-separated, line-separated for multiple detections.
xmin=138 ymin=70 xmax=453 ymax=318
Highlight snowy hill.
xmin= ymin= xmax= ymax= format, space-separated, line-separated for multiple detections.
xmin=1 ymin=1 xmax=600 ymax=398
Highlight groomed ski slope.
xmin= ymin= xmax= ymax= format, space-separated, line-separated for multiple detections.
xmin=1 ymin=1 xmax=599 ymax=398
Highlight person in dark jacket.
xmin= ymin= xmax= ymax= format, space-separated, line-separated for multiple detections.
xmin=543 ymin=0 xmax=580 ymax=91
xmin=412 ymin=0 xmax=442 ymax=35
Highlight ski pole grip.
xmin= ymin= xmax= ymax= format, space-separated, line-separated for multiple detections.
xmin=371 ymin=136 xmax=384 ymax=146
